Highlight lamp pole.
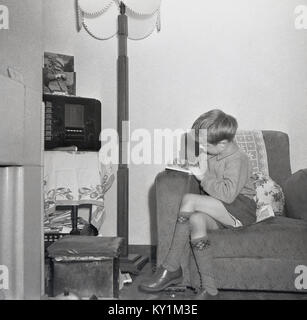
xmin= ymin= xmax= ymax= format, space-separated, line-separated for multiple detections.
xmin=117 ymin=2 xmax=129 ymax=257
xmin=117 ymin=2 xmax=149 ymax=273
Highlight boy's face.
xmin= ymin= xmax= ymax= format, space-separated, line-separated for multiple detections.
xmin=198 ymin=134 xmax=228 ymax=155
xmin=200 ymin=142 xmax=225 ymax=155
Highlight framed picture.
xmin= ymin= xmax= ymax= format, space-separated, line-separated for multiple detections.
xmin=43 ymin=52 xmax=76 ymax=95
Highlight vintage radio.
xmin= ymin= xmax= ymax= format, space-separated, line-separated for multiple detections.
xmin=43 ymin=94 xmax=101 ymax=151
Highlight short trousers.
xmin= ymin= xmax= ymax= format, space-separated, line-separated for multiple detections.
xmin=219 ymin=194 xmax=257 ymax=228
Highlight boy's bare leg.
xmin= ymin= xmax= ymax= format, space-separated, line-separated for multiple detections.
xmin=189 ymin=212 xmax=219 ymax=239
xmin=181 ymin=193 xmax=237 ymax=227
xmin=140 ymin=194 xmax=231 ymax=294
xmin=162 ymin=210 xmax=220 ymax=271
xmin=180 ymin=193 xmax=235 ymax=297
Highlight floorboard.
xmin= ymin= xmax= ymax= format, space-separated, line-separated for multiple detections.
xmin=119 ymin=262 xmax=307 ymax=300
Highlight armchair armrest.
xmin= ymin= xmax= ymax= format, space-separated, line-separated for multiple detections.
xmin=155 ymin=170 xmax=200 ymax=265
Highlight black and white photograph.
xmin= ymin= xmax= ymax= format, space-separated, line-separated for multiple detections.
xmin=43 ymin=52 xmax=76 ymax=95
xmin=1 ymin=0 xmax=307 ymax=308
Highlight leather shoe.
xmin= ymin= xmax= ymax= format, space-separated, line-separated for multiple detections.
xmin=139 ymin=266 xmax=183 ymax=293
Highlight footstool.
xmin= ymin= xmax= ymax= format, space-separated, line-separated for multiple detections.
xmin=47 ymin=236 xmax=123 ymax=299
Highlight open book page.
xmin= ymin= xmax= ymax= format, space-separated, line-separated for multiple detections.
xmin=165 ymin=164 xmax=193 ymax=174
xmin=165 ymin=159 xmax=198 ymax=175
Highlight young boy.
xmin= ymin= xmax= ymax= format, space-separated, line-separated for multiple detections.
xmin=139 ymin=109 xmax=256 ymax=299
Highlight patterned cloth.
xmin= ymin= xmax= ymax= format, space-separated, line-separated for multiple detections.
xmin=253 ymin=172 xmax=285 ymax=216
xmin=234 ymin=131 xmax=285 ymax=220
xmin=44 ymin=151 xmax=115 ymax=231
xmin=234 ymin=130 xmax=269 ymax=176
xmin=234 ymin=130 xmax=286 ymax=220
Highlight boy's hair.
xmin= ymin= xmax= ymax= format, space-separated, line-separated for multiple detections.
xmin=192 ymin=109 xmax=238 ymax=145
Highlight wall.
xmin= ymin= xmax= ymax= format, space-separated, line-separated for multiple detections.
xmin=43 ymin=0 xmax=307 ymax=245
xmin=0 ymin=0 xmax=43 ymax=299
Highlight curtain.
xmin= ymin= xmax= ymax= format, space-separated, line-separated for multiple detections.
xmin=0 ymin=167 xmax=24 ymax=300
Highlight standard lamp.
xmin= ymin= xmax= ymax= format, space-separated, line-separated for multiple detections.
xmin=77 ymin=0 xmax=161 ymax=273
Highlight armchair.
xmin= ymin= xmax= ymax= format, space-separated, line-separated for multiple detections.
xmin=155 ymin=131 xmax=307 ymax=292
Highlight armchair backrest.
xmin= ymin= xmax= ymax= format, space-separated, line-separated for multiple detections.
xmin=262 ymin=130 xmax=291 ymax=188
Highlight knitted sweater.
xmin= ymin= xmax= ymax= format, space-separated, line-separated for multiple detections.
xmin=201 ymin=142 xmax=256 ymax=204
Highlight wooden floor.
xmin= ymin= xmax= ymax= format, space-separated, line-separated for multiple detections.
xmin=119 ymin=262 xmax=307 ymax=300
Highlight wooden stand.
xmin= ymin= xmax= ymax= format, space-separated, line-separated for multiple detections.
xmin=70 ymin=205 xmax=80 ymax=235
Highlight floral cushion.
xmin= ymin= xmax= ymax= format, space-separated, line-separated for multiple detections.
xmin=253 ymin=172 xmax=285 ymax=216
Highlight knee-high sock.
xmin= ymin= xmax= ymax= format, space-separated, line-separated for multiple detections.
xmin=191 ymin=236 xmax=218 ymax=296
xmin=162 ymin=212 xmax=191 ymax=272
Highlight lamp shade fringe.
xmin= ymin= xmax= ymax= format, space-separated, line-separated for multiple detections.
xmin=78 ymin=0 xmax=114 ymax=16
xmin=78 ymin=0 xmax=162 ymax=40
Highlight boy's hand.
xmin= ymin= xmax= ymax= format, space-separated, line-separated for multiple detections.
xmin=188 ymin=153 xmax=207 ymax=181
xmin=189 ymin=166 xmax=205 ymax=181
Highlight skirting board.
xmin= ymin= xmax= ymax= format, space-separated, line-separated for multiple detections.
xmin=128 ymin=245 xmax=157 ymax=262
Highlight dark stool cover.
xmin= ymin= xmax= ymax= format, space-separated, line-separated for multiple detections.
xmin=47 ymin=236 xmax=123 ymax=258
xmin=47 ymin=236 xmax=123 ymax=298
